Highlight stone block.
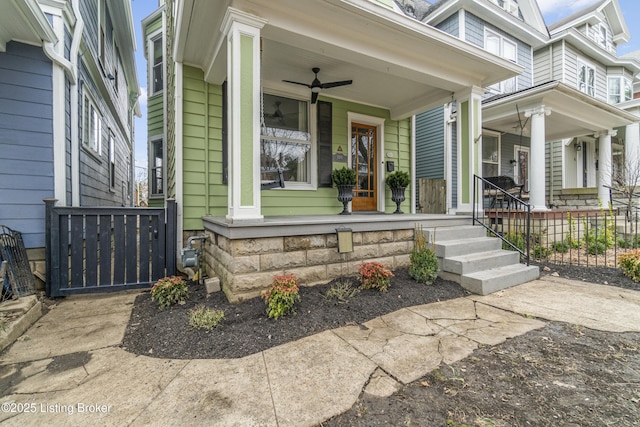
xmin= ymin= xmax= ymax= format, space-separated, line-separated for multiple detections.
xmin=326 ymin=262 xmax=359 ymax=278
xmin=261 ymin=251 xmax=306 ymax=271
xmin=352 ymin=232 xmax=363 ymax=245
xmin=229 ymin=255 xmax=261 ymax=274
xmin=395 ymin=254 xmax=411 ymax=268
xmin=230 ymin=271 xmax=278 ymax=293
xmin=286 ymin=265 xmax=327 ymax=285
xmin=232 ymin=237 xmax=283 ymax=256
xmin=326 ymin=234 xmax=338 ymax=248
xmin=284 ymin=235 xmax=326 ymax=251
xmin=306 ymin=248 xmax=345 ymax=266
xmin=353 ymin=244 xmax=379 ymax=260
xmin=362 ymin=231 xmax=394 ymax=244
xmin=216 ymin=234 xmax=231 ymax=253
xmin=393 ymin=229 xmax=414 ymax=242
xmin=204 ymin=277 xmax=221 ymax=293
xmin=378 ymin=241 xmax=411 ymax=257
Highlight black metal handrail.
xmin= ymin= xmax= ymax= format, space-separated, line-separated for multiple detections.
xmin=473 ymin=175 xmax=531 ymax=265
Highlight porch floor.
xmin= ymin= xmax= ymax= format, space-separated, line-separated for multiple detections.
xmin=202 ymin=213 xmax=472 ymax=239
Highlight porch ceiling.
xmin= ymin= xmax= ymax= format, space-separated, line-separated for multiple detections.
xmin=174 ymin=0 xmax=523 ymax=120
xmin=482 ymin=81 xmax=638 ymax=141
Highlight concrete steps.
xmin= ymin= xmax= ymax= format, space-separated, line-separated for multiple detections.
xmin=424 ymin=225 xmax=539 ymax=295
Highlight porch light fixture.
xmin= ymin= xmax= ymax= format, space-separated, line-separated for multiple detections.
xmin=574 ymin=142 xmax=582 ymax=152
xmin=336 ymin=227 xmax=353 ymax=253
xmin=510 ymin=159 xmax=517 ymax=165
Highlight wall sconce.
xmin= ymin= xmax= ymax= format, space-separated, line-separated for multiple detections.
xmin=107 ymin=73 xmax=115 ymax=81
xmin=510 ymin=159 xmax=517 ymax=165
xmin=336 ymin=227 xmax=353 ymax=253
xmin=574 ymin=142 xmax=582 ymax=151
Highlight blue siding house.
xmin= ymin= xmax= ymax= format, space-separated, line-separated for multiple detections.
xmin=0 ymin=1 xmax=139 ymax=268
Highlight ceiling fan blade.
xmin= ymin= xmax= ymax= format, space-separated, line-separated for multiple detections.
xmin=311 ymin=91 xmax=319 ymax=104
xmin=321 ymin=80 xmax=353 ymax=89
xmin=282 ymin=80 xmax=312 ymax=88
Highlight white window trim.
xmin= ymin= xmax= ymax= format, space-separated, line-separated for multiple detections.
xmin=82 ymin=89 xmax=102 ymax=158
xmin=484 ymin=29 xmax=518 ymax=95
xmin=147 ymin=29 xmax=164 ymax=96
xmin=259 ymin=87 xmax=317 ymax=190
xmin=481 ymin=130 xmax=501 ymax=177
xmin=608 ymin=75 xmax=632 ymax=104
xmin=149 ymin=136 xmax=164 ymax=196
xmin=108 ymin=130 xmax=116 ymax=190
xmin=577 ymin=58 xmax=596 ymax=97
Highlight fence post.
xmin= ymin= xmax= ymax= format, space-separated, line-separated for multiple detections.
xmin=43 ymin=198 xmax=57 ymax=297
xmin=166 ymin=199 xmax=177 ymax=276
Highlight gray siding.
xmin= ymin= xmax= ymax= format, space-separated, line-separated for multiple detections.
xmin=546 ymin=140 xmax=563 ymax=206
xmin=0 ymin=42 xmax=54 ymax=248
xmin=415 ymin=106 xmax=445 ymax=179
xmin=451 ymin=118 xmax=457 ymax=209
xmin=465 ymin=13 xmax=533 ymax=90
xmin=436 ymin=13 xmax=459 ymax=37
xmin=533 ymin=46 xmax=551 ymax=85
xmin=65 ymin=27 xmax=72 ymax=204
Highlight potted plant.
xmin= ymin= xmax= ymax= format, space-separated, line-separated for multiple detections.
xmin=385 ymin=170 xmax=410 ymax=214
xmin=331 ymin=166 xmax=357 ymax=215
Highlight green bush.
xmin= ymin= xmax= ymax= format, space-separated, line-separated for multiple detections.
xmin=533 ymin=245 xmax=551 ymax=259
xmin=151 ymin=276 xmax=189 ymax=308
xmin=619 ymin=250 xmax=640 ymax=282
xmin=618 ymin=235 xmax=640 ymax=249
xmin=502 ymin=232 xmax=525 ymax=253
xmin=552 ymin=240 xmax=570 ymax=253
xmin=188 ymin=306 xmax=225 ymax=331
xmin=261 ymin=274 xmax=301 ymax=319
xmin=385 ymin=170 xmax=410 ymax=188
xmin=323 ymin=280 xmax=360 ymax=304
xmin=331 ymin=166 xmax=357 ymax=186
xmin=409 ymin=248 xmax=439 ymax=284
xmin=358 ymin=262 xmax=394 ymax=292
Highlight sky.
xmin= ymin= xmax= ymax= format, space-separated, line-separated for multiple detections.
xmin=129 ymin=0 xmax=640 ymax=171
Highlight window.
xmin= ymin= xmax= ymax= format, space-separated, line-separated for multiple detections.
xmin=151 ymin=139 xmax=163 ymax=195
xmin=485 ymin=30 xmax=517 ymax=94
xmin=150 ymin=34 xmax=163 ymax=95
xmin=489 ymin=0 xmax=522 ymax=18
xmin=260 ymin=93 xmax=311 ymax=186
xmin=108 ymin=132 xmax=115 ymax=189
xmin=593 ymin=23 xmax=608 ymax=50
xmin=99 ymin=0 xmax=106 ymax=65
xmin=578 ymin=60 xmax=595 ymax=97
xmin=83 ymin=93 xmax=102 ymax=155
xmin=608 ymin=76 xmax=632 ymax=104
xmin=482 ymin=133 xmax=500 ymax=177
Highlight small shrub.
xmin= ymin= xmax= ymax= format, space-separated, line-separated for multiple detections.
xmin=532 ymin=245 xmax=551 ymax=259
xmin=151 ymin=276 xmax=188 ymax=308
xmin=409 ymin=248 xmax=439 ymax=284
xmin=358 ymin=262 xmax=394 ymax=292
xmin=619 ymin=250 xmax=640 ymax=282
xmin=552 ymin=240 xmax=570 ymax=253
xmin=323 ymin=280 xmax=360 ymax=304
xmin=618 ymin=235 xmax=640 ymax=249
xmin=261 ymin=274 xmax=301 ymax=319
xmin=188 ymin=306 xmax=225 ymax=331
xmin=502 ymin=232 xmax=525 ymax=253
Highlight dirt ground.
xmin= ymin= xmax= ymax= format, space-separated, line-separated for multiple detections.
xmin=122 ymin=263 xmax=640 ymax=426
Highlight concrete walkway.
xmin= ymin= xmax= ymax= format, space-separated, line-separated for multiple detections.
xmin=1 ymin=276 xmax=640 ymax=426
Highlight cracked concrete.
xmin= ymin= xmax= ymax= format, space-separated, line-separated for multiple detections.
xmin=2 ymin=277 xmax=640 ymax=426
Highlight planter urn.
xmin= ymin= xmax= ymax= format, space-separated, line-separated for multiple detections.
xmin=391 ymin=187 xmax=406 ymax=214
xmin=337 ymin=185 xmax=354 ymax=215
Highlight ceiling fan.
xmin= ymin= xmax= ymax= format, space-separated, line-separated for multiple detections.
xmin=283 ymin=67 xmax=353 ymax=104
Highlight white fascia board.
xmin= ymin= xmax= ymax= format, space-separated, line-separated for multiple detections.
xmin=548 ymin=29 xmax=640 ymax=74
xmin=425 ymin=0 xmax=548 ymax=47
xmin=14 ymin=0 xmax=57 ymax=44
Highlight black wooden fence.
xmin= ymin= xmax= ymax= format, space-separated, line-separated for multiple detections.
xmin=45 ymin=199 xmax=177 ymax=297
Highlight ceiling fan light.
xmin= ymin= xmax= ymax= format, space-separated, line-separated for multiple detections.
xmin=311 ymin=86 xmax=321 ymax=93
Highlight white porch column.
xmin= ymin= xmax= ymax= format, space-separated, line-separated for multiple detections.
xmin=222 ymin=8 xmax=266 ymax=222
xmin=524 ymin=106 xmax=551 ymax=211
xmin=454 ymin=86 xmax=483 ymax=213
xmin=625 ymin=122 xmax=640 ymax=184
xmin=597 ymin=129 xmax=616 ymax=207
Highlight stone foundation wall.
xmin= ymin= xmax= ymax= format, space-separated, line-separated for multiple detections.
xmin=553 ymin=188 xmax=600 ymax=210
xmin=204 ymin=229 xmax=415 ymax=303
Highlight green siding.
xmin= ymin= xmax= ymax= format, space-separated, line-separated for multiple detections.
xmin=147 ymin=94 xmax=163 ymax=137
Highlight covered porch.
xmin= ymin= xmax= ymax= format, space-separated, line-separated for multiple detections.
xmin=202 ymin=213 xmax=470 ymax=302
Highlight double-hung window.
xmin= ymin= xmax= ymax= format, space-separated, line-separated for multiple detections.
xmin=149 ymin=33 xmax=163 ymax=95
xmin=608 ymin=76 xmax=632 ymax=104
xmin=578 ymin=60 xmax=596 ymax=97
xmin=482 ymin=132 xmax=500 ymax=177
xmin=485 ymin=30 xmax=517 ymax=94
xmin=108 ymin=131 xmax=115 ymax=189
xmin=260 ymin=93 xmax=312 ymax=187
xmin=83 ymin=92 xmax=102 ymax=156
xmin=151 ymin=139 xmax=163 ymax=195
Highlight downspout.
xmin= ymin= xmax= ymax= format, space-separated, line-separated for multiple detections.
xmin=41 ymin=0 xmax=83 ymax=206
xmin=410 ymin=115 xmax=416 ymax=214
xmin=204 ymin=81 xmax=210 ymax=214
